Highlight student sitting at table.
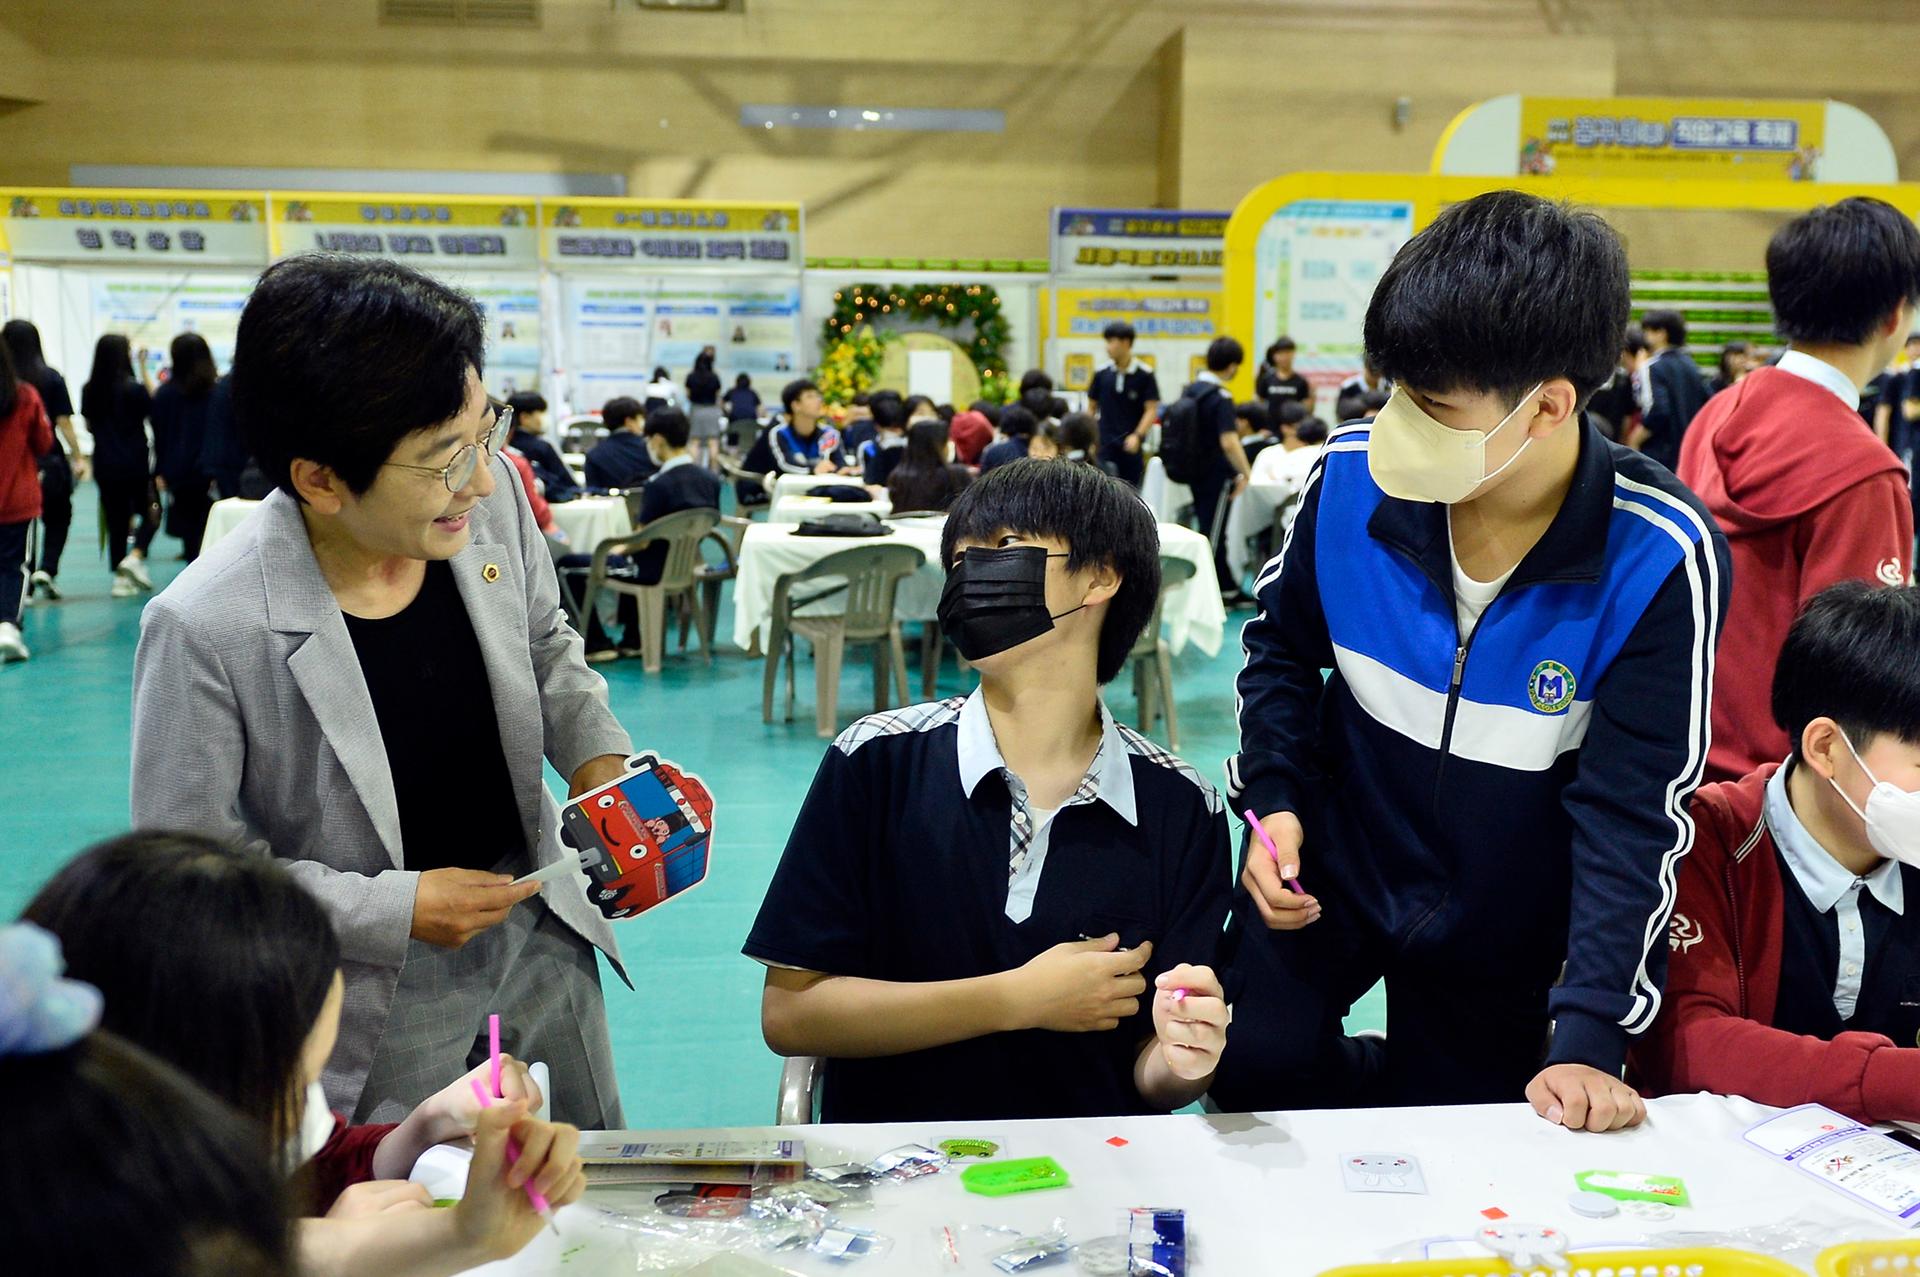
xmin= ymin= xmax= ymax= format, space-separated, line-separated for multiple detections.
xmin=886 ymin=419 xmax=972 ymax=514
xmin=771 ymin=378 xmax=850 ymax=475
xmin=858 ymin=390 xmax=910 ymax=487
xmin=506 ymin=391 xmax=579 ymax=502
xmin=745 ymin=458 xmax=1232 ymax=1123
xmin=23 ymin=832 xmax=586 ymax=1277
xmin=2 ymin=921 xmax=298 ymax=1277
xmin=948 ymin=408 xmax=995 ymax=468
xmin=978 ymin=404 xmax=1038 ymax=473
xmin=1632 ymin=583 xmax=1920 ymax=1123
xmin=583 ymin=396 xmax=653 ymax=491
xmin=1058 ymin=412 xmax=1101 ymax=468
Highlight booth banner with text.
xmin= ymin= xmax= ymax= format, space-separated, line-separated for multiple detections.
xmin=0 ymin=190 xmax=268 ymax=266
xmin=543 ymin=202 xmax=801 ymax=272
xmin=1052 ymin=208 xmax=1228 ymax=278
xmin=272 ymin=197 xmax=540 ymax=268
xmin=561 ymin=276 xmax=801 ymax=406
xmin=1254 ymin=200 xmax=1412 ymax=412
xmin=1517 ymin=97 xmax=1827 ymax=181
xmin=1049 ymin=287 xmax=1220 ymax=392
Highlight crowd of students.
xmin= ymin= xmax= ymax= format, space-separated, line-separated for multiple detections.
xmin=6 ymin=190 xmax=1920 ymax=1269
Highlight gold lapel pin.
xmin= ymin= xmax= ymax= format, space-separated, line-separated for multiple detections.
xmin=482 ymin=563 xmax=501 ymax=583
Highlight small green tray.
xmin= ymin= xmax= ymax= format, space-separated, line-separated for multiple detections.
xmin=960 ymin=1156 xmax=1070 ymax=1196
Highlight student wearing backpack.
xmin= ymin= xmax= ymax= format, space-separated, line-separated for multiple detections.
xmin=1163 ymin=337 xmax=1254 ymax=601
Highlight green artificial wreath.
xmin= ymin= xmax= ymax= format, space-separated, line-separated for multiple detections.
xmin=818 ymin=282 xmax=1014 ymax=403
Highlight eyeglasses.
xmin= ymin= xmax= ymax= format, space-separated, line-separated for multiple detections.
xmin=383 ymin=402 xmax=514 ymax=494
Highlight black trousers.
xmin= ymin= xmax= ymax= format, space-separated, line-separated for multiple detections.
xmin=96 ymin=469 xmax=158 ymax=567
xmin=164 ymin=479 xmax=215 ymax=562
xmin=0 ymin=520 xmax=27 ymax=626
xmin=34 ymin=450 xmax=72 ymax=577
xmin=1186 ymin=461 xmax=1239 ymax=594
xmin=1105 ymin=443 xmax=1145 ymax=488
xmin=1209 ymin=883 xmax=1559 ymax=1113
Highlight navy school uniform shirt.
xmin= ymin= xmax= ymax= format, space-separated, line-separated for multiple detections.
xmin=584 ymin=431 xmax=657 ymax=490
xmin=744 ymin=692 xmax=1232 ymax=1123
xmin=978 ymin=437 xmax=1029 ymax=473
xmin=512 ymin=430 xmax=580 ymax=501
xmin=631 ymin=455 xmax=722 ymax=582
xmin=1088 ymin=362 xmax=1161 ymax=450
xmin=860 ymin=436 xmax=906 ymax=486
xmin=1229 ymin=415 xmax=1731 ymax=1075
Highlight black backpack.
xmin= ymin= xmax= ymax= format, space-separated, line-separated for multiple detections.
xmin=1158 ymin=382 xmax=1220 ymax=483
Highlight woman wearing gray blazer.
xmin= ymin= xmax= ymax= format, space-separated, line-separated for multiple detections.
xmin=130 ymin=256 xmax=632 ymax=1127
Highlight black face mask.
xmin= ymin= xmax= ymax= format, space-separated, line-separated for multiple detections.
xmin=937 ymin=545 xmax=1084 ymax=662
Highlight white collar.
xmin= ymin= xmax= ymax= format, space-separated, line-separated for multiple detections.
xmin=654 ymin=453 xmax=693 ymax=474
xmin=1777 ymin=349 xmax=1863 ymax=410
xmin=1198 ymin=370 xmax=1227 ymax=387
xmin=956 ymin=687 xmax=1137 ymax=826
xmin=1767 ymin=760 xmax=1903 ymax=915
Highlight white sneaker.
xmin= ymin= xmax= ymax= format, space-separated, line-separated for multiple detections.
xmin=29 ymin=570 xmax=59 ymax=600
xmin=110 ymin=575 xmax=139 ymax=598
xmin=116 ymin=555 xmax=153 ymax=591
xmin=0 ymin=621 xmax=28 ymax=662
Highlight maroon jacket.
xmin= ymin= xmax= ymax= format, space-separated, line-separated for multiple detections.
xmin=1630 ymin=763 xmax=1920 ymax=1122
xmin=307 ymin=1115 xmax=401 ymax=1213
xmin=0 ymin=382 xmax=51 ymax=524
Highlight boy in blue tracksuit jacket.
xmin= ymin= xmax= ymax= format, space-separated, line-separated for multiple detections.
xmin=1216 ymin=191 xmax=1731 ymax=1132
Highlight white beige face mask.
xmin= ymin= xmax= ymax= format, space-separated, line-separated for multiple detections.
xmin=1833 ymin=729 xmax=1920 ymax=869
xmin=1368 ymin=383 xmax=1543 ymax=504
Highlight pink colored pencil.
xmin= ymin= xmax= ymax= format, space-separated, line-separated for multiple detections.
xmin=469 ymin=1076 xmax=555 ymax=1225
xmin=488 ymin=1013 xmax=503 ymax=1099
xmin=1243 ymin=809 xmax=1305 ymax=895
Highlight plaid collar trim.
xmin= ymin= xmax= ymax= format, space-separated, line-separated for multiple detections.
xmin=956 ymin=688 xmax=1137 ymax=826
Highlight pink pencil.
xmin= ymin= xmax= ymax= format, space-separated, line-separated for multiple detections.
xmin=488 ymin=1013 xmax=503 ymax=1100
xmin=470 ymin=1076 xmax=556 ymax=1228
xmin=1243 ymin=809 xmax=1306 ymax=896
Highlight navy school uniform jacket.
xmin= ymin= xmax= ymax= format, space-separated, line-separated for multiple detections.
xmin=1228 ymin=416 xmax=1731 ymax=1075
xmin=771 ymin=422 xmax=847 ymax=474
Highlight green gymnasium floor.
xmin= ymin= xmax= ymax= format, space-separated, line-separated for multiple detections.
xmin=0 ymin=482 xmax=1383 ymax=1128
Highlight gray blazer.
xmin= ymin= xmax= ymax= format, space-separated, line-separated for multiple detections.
xmin=130 ymin=456 xmax=630 ymax=1114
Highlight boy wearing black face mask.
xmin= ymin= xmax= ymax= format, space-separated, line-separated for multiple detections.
xmin=1219 ymin=191 xmax=1731 ymax=1131
xmin=743 ymin=459 xmax=1233 ymax=1122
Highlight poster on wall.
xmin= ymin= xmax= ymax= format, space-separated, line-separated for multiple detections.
xmin=0 ymin=190 xmax=268 ymax=266
xmin=561 ymin=276 xmax=801 ymax=409
xmin=447 ymin=273 xmax=542 ymax=395
xmin=1047 ymin=287 xmax=1219 ymax=393
xmin=1051 ymin=208 xmax=1228 ymax=278
xmin=88 ymin=273 xmax=254 ymax=379
xmin=1253 ymin=200 xmax=1412 ymax=413
xmin=271 ymin=196 xmax=539 ymax=268
xmin=542 ymin=201 xmax=802 ymax=274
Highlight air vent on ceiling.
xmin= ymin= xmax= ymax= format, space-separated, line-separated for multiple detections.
xmin=634 ymin=0 xmax=732 ymax=10
xmin=380 ymin=0 xmax=540 ymax=27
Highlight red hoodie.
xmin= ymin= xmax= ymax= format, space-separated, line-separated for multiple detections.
xmin=1678 ymin=367 xmax=1912 ymax=782
xmin=1628 ymin=763 xmax=1920 ymax=1123
xmin=0 ymin=381 xmax=52 ymax=524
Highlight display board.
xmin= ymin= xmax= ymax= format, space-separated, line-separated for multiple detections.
xmin=1249 ymin=200 xmax=1412 ymax=414
xmin=1050 ymin=207 xmax=1227 ymax=278
xmin=1045 ymin=286 xmax=1221 ymax=393
xmin=0 ymin=189 xmax=267 ymax=266
xmin=88 ymin=272 xmax=254 ymax=378
xmin=558 ymin=275 xmax=801 ymax=409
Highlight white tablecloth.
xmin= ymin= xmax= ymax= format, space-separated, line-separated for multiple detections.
xmin=1224 ymin=479 xmax=1294 ymax=579
xmin=1140 ymin=455 xmax=1194 ymax=525
xmin=731 ymin=519 xmax=1225 ymax=659
xmin=767 ymin=494 xmax=894 ymax=526
xmin=201 ymin=496 xmax=260 ymax=553
xmin=418 ymin=1094 xmax=1910 ymax=1276
xmin=771 ymin=472 xmax=866 ymax=506
xmin=549 ymin=496 xmax=633 ymax=552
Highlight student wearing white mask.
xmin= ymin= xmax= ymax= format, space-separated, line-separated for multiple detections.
xmin=1219 ymin=191 xmax=1731 ymax=1133
xmin=1633 ymin=583 xmax=1920 ymax=1121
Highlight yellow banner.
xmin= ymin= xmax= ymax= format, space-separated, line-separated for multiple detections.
xmin=1052 ymin=288 xmax=1218 ymax=340
xmin=0 ymin=187 xmax=267 ymax=265
xmin=542 ymin=198 xmax=801 ymax=270
xmin=270 ymin=195 xmax=538 ymax=266
xmin=1518 ymin=97 xmax=1826 ymax=181
xmin=540 ymin=199 xmax=798 ymax=234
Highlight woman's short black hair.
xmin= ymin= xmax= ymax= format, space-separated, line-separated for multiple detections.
xmin=903 ymin=393 xmax=936 ymax=420
xmin=22 ymin=832 xmax=343 ymax=1149
xmin=1767 ymin=197 xmax=1920 ymax=347
xmin=1773 ymin=582 xmax=1920 ymax=761
xmin=2 ymin=1031 xmax=294 ymax=1277
xmin=942 ymin=457 xmax=1161 ymax=685
xmin=781 ymin=378 xmax=820 ymax=412
xmin=602 ymin=396 xmax=643 ymax=431
xmin=1103 ymin=321 xmax=1136 ymax=343
xmin=506 ymin=390 xmax=547 ymax=416
xmin=1641 ymin=308 xmax=1687 ymax=349
xmin=644 ymin=407 xmax=691 ymax=448
xmin=231 ymin=254 xmax=485 ymax=499
xmin=997 ymin=404 xmax=1039 ymax=440
xmin=1265 ymin=338 xmax=1297 ymax=361
xmin=1364 ymin=190 xmax=1628 ymax=409
xmin=1206 ymin=337 xmax=1245 ymax=373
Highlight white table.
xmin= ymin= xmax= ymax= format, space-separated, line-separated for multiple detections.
xmin=767 ymin=493 xmax=894 ymax=526
xmin=548 ymin=496 xmax=633 ymax=552
xmin=731 ymin=518 xmax=1225 ymax=659
xmin=415 ymin=1094 xmax=1912 ymax=1276
xmin=771 ymin=472 xmax=868 ymax=506
xmin=1224 ymin=479 xmax=1295 ymax=579
xmin=1140 ymin=455 xmax=1194 ymax=525
xmin=201 ymin=496 xmax=260 ymax=553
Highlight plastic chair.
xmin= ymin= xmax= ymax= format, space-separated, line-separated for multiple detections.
xmin=717 ymin=454 xmax=773 ymax=513
xmin=762 ymin=543 xmax=926 ymax=738
xmin=776 ymin=1056 xmax=823 ymax=1125
xmin=579 ymin=507 xmax=722 ymax=673
xmin=1129 ymin=555 xmax=1196 ymax=749
xmin=682 ymin=516 xmax=750 ymax=652
xmin=558 ymin=413 xmax=607 ymax=457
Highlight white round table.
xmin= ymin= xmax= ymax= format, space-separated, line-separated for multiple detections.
xmin=200 ymin=496 xmax=261 ymax=554
xmin=547 ymin=496 xmax=633 ymax=552
xmin=767 ymin=494 xmax=894 ymax=526
xmin=1139 ymin=455 xmax=1194 ymax=525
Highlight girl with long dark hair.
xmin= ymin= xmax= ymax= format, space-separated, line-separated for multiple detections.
xmin=80 ymin=333 xmax=157 ymax=594
xmin=1 ymin=319 xmax=83 ymax=600
xmin=150 ymin=332 xmax=220 ymax=561
xmin=886 ymin=418 xmax=971 ymax=513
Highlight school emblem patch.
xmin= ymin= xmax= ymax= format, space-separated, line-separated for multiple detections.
xmin=1528 ymin=660 xmax=1576 ymax=714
